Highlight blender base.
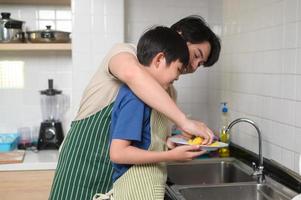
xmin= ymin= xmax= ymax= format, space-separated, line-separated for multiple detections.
xmin=38 ymin=121 xmax=64 ymax=150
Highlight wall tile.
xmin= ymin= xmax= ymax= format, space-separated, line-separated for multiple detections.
xmin=266 ymin=26 xmax=283 ymax=50
xmin=298 ymin=0 xmax=301 ymax=20
xmin=270 ymin=143 xmax=283 ymax=164
xmin=72 ymin=0 xmax=91 ymax=15
xmin=296 ymin=76 xmax=301 ymax=100
xmin=103 ymin=0 xmax=123 ymax=15
xmin=280 ymin=75 xmax=296 ymax=100
xmin=72 ymin=32 xmax=92 ymax=53
xmin=283 ymin=22 xmax=298 ymax=49
xmin=91 ymin=0 xmax=105 ymax=16
xmin=263 ymin=50 xmax=282 ymax=74
xmin=91 ymin=14 xmax=105 ymax=33
xmin=273 ymin=123 xmax=295 ymax=150
xmin=105 ymin=14 xmax=124 ymax=35
xmin=295 ymin=102 xmax=301 ymax=127
xmin=281 ymin=148 xmax=295 ymax=170
xmin=72 ymin=14 xmax=91 ymax=34
xmin=282 ymin=49 xmax=297 ymax=74
xmin=295 ymin=128 xmax=301 ymax=153
xmin=294 ymin=152 xmax=301 ymax=174
xmin=298 ymin=21 xmax=301 ymax=48
xmin=284 ymin=0 xmax=298 ymax=23
xmin=176 ymin=87 xmax=193 ymax=104
xmin=297 ymin=49 xmax=301 ymax=74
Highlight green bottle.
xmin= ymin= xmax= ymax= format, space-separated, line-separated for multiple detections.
xmin=219 ymin=103 xmax=230 ymax=157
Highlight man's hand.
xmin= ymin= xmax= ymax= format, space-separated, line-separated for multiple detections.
xmin=179 ymin=118 xmax=214 ymax=145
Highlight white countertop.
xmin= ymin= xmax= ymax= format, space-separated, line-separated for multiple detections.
xmin=0 ymin=150 xmax=59 ymax=171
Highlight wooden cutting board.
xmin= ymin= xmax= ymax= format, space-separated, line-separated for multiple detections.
xmin=0 ymin=150 xmax=25 ymax=164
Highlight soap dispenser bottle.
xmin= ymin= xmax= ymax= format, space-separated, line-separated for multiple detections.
xmin=219 ymin=102 xmax=230 ymax=157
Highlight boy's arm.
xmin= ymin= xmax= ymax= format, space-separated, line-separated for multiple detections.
xmin=110 ymin=139 xmax=206 ymax=164
xmin=109 ymin=52 xmax=213 ymax=144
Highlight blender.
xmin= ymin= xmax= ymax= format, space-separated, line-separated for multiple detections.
xmin=38 ymin=79 xmax=65 ymax=150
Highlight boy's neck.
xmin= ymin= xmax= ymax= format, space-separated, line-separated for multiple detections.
xmin=143 ymin=64 xmax=161 ymax=85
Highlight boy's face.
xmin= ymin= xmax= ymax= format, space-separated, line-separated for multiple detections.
xmin=155 ymin=58 xmax=183 ymax=90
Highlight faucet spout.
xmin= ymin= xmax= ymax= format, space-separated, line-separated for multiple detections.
xmin=226 ymin=118 xmax=264 ymax=183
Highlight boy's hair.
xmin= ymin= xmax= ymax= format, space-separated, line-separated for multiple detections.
xmin=171 ymin=15 xmax=221 ymax=67
xmin=137 ymin=26 xmax=189 ymax=69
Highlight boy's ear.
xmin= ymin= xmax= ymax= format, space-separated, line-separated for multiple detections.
xmin=152 ymin=52 xmax=166 ymax=68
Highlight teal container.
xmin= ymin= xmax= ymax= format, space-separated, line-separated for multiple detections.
xmin=0 ymin=133 xmax=19 ymax=152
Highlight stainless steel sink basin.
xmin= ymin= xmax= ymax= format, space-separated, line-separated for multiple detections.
xmin=167 ymin=158 xmax=255 ymax=185
xmin=171 ymin=182 xmax=296 ymax=200
xmin=167 ymin=158 xmax=298 ymax=200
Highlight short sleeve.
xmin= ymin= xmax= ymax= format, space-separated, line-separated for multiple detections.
xmin=111 ymin=97 xmax=145 ymax=142
xmin=104 ymin=43 xmax=137 ymax=79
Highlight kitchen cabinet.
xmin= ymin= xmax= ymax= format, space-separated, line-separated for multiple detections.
xmin=0 ymin=43 xmax=71 ymax=51
xmin=0 ymin=0 xmax=70 ymax=6
xmin=0 ymin=170 xmax=55 ymax=200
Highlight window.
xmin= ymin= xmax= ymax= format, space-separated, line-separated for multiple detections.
xmin=38 ymin=9 xmax=72 ymax=32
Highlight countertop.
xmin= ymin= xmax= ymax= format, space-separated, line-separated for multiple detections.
xmin=0 ymin=150 xmax=59 ymax=171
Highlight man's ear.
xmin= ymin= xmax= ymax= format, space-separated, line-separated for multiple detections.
xmin=152 ymin=52 xmax=166 ymax=68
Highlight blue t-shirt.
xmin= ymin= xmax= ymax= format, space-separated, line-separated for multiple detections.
xmin=110 ymin=84 xmax=151 ymax=182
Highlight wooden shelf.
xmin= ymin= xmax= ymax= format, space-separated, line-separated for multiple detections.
xmin=0 ymin=0 xmax=70 ymax=6
xmin=0 ymin=43 xmax=71 ymax=51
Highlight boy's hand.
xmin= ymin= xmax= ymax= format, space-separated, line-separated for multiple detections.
xmin=166 ymin=134 xmax=193 ymax=149
xmin=168 ymin=145 xmax=207 ymax=162
xmin=180 ymin=118 xmax=214 ymax=145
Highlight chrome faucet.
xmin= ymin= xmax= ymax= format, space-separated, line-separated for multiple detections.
xmin=226 ymin=118 xmax=265 ymax=183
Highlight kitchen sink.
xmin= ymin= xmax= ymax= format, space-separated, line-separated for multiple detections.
xmin=167 ymin=158 xmax=255 ymax=185
xmin=166 ymin=158 xmax=298 ymax=200
xmin=171 ymin=182 xmax=296 ymax=200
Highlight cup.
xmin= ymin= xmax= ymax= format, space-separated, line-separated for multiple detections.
xmin=17 ymin=127 xmax=31 ymax=149
xmin=30 ymin=126 xmax=39 ymax=148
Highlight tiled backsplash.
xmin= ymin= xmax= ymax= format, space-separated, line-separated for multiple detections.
xmin=207 ymin=0 xmax=301 ymax=173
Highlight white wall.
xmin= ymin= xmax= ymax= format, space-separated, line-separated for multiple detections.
xmin=0 ymin=5 xmax=72 ymax=134
xmin=207 ymin=0 xmax=301 ymax=173
xmin=71 ymin=0 xmax=124 ymax=118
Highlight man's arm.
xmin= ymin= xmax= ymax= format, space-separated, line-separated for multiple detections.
xmin=109 ymin=52 xmax=213 ymax=144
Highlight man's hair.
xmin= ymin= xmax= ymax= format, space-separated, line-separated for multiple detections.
xmin=137 ymin=26 xmax=189 ymax=68
xmin=171 ymin=15 xmax=221 ymax=67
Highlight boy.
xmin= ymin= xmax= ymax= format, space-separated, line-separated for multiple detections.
xmin=109 ymin=26 xmax=206 ymax=200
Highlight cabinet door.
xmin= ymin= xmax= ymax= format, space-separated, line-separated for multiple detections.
xmin=0 ymin=170 xmax=55 ymax=200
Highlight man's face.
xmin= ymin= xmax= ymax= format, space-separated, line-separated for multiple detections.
xmin=184 ymin=41 xmax=211 ymax=74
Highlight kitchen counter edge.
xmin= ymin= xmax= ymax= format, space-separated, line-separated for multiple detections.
xmin=0 ymin=150 xmax=59 ymax=171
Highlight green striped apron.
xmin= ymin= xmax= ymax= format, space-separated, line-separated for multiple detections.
xmin=113 ymin=110 xmax=170 ymax=200
xmin=49 ymin=103 xmax=114 ymax=200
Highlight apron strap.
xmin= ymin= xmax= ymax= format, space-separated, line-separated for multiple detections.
xmin=93 ymin=189 xmax=114 ymax=200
